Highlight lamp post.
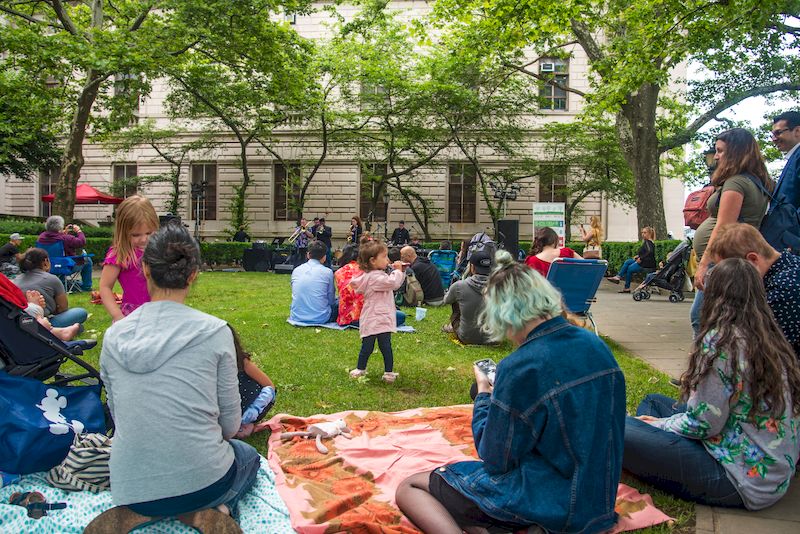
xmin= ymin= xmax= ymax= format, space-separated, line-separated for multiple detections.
xmin=490 ymin=181 xmax=521 ymax=219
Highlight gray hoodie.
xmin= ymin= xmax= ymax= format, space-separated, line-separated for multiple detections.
xmin=443 ymin=274 xmax=492 ymax=345
xmin=100 ymin=300 xmax=240 ymax=505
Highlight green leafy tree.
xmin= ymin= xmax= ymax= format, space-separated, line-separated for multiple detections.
xmin=435 ymin=0 xmax=800 ymax=237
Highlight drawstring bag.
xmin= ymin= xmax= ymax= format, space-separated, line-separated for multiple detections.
xmin=46 ymin=433 xmax=112 ymax=493
xmin=0 ymin=372 xmax=106 ymax=474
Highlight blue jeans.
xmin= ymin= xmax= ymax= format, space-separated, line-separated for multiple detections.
xmin=207 ymin=439 xmax=261 ymax=517
xmin=73 ymin=257 xmax=93 ymax=291
xmin=690 ymin=289 xmax=703 ymax=338
xmin=617 ymin=258 xmax=643 ymax=289
xmin=50 ymin=307 xmax=88 ymax=328
xmin=623 ymin=394 xmax=744 ymax=507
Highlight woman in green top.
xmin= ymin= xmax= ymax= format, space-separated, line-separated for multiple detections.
xmin=691 ymin=128 xmax=774 ymax=334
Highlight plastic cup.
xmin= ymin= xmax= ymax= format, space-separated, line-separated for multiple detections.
xmin=415 ymin=307 xmax=427 ymax=321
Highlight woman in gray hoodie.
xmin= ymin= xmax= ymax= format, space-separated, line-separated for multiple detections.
xmin=88 ymin=223 xmax=258 ymax=534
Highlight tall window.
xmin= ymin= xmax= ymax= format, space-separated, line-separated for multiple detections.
xmin=448 ymin=164 xmax=477 ymax=223
xmin=359 ymin=82 xmax=387 ymax=110
xmin=538 ymin=163 xmax=568 ymax=203
xmin=359 ymin=163 xmax=389 ymax=223
xmin=191 ymin=163 xmax=217 ymax=221
xmin=39 ymin=167 xmax=58 ymax=217
xmin=112 ymin=163 xmax=138 ymax=198
xmin=539 ymin=58 xmax=569 ymax=110
xmin=274 ymin=163 xmax=302 ymax=221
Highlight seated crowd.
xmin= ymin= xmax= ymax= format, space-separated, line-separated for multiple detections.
xmin=6 ymin=187 xmax=800 ymax=532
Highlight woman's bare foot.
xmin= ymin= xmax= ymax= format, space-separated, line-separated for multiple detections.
xmin=51 ymin=323 xmax=80 ymax=341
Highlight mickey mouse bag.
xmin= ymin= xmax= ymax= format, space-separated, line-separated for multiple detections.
xmin=0 ymin=372 xmax=106 ymax=474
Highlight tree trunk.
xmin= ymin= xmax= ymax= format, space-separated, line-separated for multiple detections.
xmin=615 ymin=82 xmax=668 ymax=239
xmin=231 ymin=144 xmax=251 ymax=231
xmin=52 ymin=70 xmax=105 ymax=221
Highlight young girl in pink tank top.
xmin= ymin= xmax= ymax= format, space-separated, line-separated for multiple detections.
xmin=99 ymin=195 xmax=159 ymax=321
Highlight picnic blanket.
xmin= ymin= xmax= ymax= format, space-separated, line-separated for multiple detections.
xmin=286 ymin=318 xmax=416 ymax=333
xmin=267 ymin=406 xmax=673 ymax=534
xmin=0 ymin=456 xmax=293 ymax=533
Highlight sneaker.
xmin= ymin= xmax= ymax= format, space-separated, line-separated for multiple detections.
xmin=349 ymin=368 xmax=366 ymax=379
xmin=607 ymin=276 xmax=621 ymax=284
xmin=441 ymin=323 xmax=454 ymax=333
xmin=382 ymin=372 xmax=399 ymax=383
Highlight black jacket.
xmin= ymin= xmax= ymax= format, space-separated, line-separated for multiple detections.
xmin=391 ymin=227 xmax=410 ymax=245
xmin=412 ymin=256 xmax=444 ymax=301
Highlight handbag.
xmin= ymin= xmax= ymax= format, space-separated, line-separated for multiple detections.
xmin=583 ymin=244 xmax=602 ymax=259
xmin=46 ymin=433 xmax=112 ymax=493
xmin=0 ymin=372 xmax=106 ymax=474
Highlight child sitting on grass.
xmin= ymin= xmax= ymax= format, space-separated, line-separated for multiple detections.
xmin=230 ymin=326 xmax=277 ymax=438
xmin=348 ymin=239 xmax=407 ymax=383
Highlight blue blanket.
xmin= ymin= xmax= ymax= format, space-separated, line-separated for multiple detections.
xmin=0 ymin=457 xmax=293 ymax=533
xmin=286 ymin=318 xmax=416 ymax=333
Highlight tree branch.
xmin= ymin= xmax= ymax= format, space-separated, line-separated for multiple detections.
xmin=570 ymin=19 xmax=603 ymax=65
xmin=50 ymin=0 xmax=81 ymax=35
xmin=129 ymin=4 xmax=152 ymax=32
xmin=659 ymin=82 xmax=800 ymax=152
xmin=502 ymin=61 xmax=587 ymax=97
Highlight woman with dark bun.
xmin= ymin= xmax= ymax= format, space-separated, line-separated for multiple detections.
xmin=89 ymin=223 xmax=258 ymax=533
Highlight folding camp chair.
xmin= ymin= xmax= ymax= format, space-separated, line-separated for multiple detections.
xmin=428 ymin=249 xmax=458 ymax=290
xmin=546 ymin=258 xmax=608 ymax=335
xmin=35 ymin=241 xmax=93 ymax=293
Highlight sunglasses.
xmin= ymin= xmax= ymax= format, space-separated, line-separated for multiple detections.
xmin=771 ymin=127 xmax=791 ymax=138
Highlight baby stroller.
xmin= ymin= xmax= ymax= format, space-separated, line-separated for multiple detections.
xmin=0 ymin=295 xmax=100 ymax=386
xmin=632 ymin=240 xmax=692 ymax=303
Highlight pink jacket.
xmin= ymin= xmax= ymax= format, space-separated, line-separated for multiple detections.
xmin=349 ymin=269 xmax=405 ymax=338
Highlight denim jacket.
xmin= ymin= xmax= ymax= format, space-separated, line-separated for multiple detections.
xmin=439 ymin=316 xmax=626 ymax=533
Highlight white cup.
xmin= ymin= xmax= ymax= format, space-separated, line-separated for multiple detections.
xmin=415 ymin=307 xmax=427 ymax=321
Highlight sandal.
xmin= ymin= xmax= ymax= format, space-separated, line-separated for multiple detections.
xmin=382 ymin=372 xmax=399 ymax=383
xmin=9 ymin=491 xmax=66 ymax=519
xmin=83 ymin=506 xmax=152 ymax=534
xmin=349 ymin=368 xmax=366 ymax=378
xmin=618 ymin=288 xmax=631 ymax=293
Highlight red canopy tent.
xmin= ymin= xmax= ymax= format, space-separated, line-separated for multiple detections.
xmin=41 ymin=183 xmax=124 ymax=205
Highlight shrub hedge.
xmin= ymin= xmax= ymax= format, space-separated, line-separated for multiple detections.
xmin=0 ymin=219 xmax=113 ymax=238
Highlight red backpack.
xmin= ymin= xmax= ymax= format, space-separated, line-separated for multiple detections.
xmin=683 ymin=185 xmax=716 ymax=229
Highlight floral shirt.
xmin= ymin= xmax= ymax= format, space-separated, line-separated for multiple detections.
xmin=654 ymin=331 xmax=800 ymax=510
xmin=334 ymin=262 xmax=363 ymax=326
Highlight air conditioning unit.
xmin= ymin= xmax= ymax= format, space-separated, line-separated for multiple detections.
xmin=541 ymin=63 xmax=556 ymax=72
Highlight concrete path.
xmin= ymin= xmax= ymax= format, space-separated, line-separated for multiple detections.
xmin=590 ymin=283 xmax=800 ymax=534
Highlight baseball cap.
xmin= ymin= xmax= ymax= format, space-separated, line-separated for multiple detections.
xmin=470 ymin=250 xmax=493 ymax=275
xmin=9 ymin=233 xmax=22 ymax=241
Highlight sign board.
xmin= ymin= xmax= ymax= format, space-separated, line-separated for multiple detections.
xmin=532 ymin=202 xmax=566 ymax=247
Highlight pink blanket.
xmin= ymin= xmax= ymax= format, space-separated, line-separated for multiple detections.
xmin=265 ymin=406 xmax=672 ymax=533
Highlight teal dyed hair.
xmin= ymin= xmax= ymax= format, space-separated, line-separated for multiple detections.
xmin=479 ymin=250 xmax=563 ymax=342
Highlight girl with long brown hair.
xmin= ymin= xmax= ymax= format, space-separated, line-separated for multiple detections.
xmin=624 ymin=258 xmax=800 ymax=510
xmin=691 ymin=128 xmax=774 ymax=333
xmin=524 ymin=226 xmax=581 ymax=277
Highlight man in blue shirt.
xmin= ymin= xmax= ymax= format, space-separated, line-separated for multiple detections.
xmin=289 ymin=240 xmax=337 ymax=324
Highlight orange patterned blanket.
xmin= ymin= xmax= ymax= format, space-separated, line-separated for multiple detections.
xmin=266 ymin=406 xmax=672 ymax=534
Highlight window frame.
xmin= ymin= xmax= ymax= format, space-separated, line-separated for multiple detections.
xmin=273 ymin=162 xmax=303 ymax=221
xmin=39 ymin=167 xmax=59 ymax=217
xmin=538 ymin=58 xmax=569 ymax=111
xmin=190 ymin=163 xmax=218 ymax=221
xmin=359 ymin=163 xmax=389 ymax=223
xmin=448 ymin=163 xmax=477 ymax=223
xmin=112 ymin=163 xmax=138 ymax=198
xmin=538 ymin=163 xmax=569 ymax=203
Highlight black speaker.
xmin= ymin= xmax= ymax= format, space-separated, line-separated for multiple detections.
xmin=243 ymin=248 xmax=271 ymax=272
xmin=274 ymin=263 xmax=295 ymax=274
xmin=497 ymin=219 xmax=520 ymax=260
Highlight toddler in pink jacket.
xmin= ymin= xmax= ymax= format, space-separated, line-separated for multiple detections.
xmin=348 ymin=239 xmax=407 ymax=383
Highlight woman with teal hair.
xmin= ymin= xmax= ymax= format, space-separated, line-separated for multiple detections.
xmin=396 ymin=251 xmax=627 ymax=533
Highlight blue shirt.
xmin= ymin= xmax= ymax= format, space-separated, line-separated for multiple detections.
xmin=439 ymin=316 xmax=626 ymax=533
xmin=290 ymin=259 xmax=335 ymax=324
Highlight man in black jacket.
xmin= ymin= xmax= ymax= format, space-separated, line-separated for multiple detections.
xmin=390 ymin=221 xmax=410 ymax=246
xmin=315 ymin=217 xmax=333 ymax=266
xmin=400 ymin=246 xmax=444 ymax=306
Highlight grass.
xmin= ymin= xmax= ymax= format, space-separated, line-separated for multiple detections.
xmin=67 ymin=271 xmax=693 ymax=532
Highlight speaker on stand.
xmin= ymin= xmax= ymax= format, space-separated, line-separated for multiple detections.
xmin=496 ymin=219 xmax=520 ymax=260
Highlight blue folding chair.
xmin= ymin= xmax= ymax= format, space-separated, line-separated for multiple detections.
xmin=428 ymin=249 xmax=458 ymax=290
xmin=546 ymin=258 xmax=609 ymax=335
xmin=35 ymin=241 xmax=91 ymax=293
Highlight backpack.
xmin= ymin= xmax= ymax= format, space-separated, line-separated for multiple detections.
xmin=683 ymin=185 xmax=715 ymax=229
xmin=466 ymin=232 xmax=497 ymax=261
xmin=401 ymin=270 xmax=424 ymax=307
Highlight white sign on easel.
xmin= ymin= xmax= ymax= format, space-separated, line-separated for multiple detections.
xmin=532 ymin=203 xmax=566 ymax=247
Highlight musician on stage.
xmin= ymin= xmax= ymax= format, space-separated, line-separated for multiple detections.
xmin=290 ymin=217 xmax=314 ymax=268
xmin=349 ymin=216 xmax=363 ymax=245
xmin=315 ymin=217 xmax=333 ymax=266
xmin=390 ymin=221 xmax=410 ymax=246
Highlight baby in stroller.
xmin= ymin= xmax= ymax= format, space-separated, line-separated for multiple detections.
xmin=632 ymin=240 xmax=693 ymax=303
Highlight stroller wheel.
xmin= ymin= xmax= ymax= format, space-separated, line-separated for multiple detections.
xmin=669 ymin=294 xmax=679 ymax=303
xmin=642 ymin=291 xmax=651 ymax=300
xmin=633 ymin=291 xmax=644 ymax=302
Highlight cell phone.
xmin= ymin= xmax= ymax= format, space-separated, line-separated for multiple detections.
xmin=474 ymin=358 xmax=497 ymax=385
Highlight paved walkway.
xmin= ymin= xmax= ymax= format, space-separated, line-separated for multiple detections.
xmin=590 ymin=283 xmax=800 ymax=534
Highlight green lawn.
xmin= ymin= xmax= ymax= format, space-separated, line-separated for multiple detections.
xmin=67 ymin=271 xmax=693 ymax=532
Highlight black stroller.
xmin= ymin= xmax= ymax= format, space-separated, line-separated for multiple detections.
xmin=632 ymin=239 xmax=693 ymax=303
xmin=0 ymin=296 xmax=100 ymax=386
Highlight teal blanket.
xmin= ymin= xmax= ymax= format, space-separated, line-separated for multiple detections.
xmin=0 ymin=456 xmax=294 ymax=533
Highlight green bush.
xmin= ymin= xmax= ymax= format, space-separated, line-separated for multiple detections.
xmin=199 ymin=242 xmax=251 ymax=265
xmin=0 ymin=219 xmax=113 ymax=238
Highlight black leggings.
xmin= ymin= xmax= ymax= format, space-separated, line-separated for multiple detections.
xmin=357 ymin=332 xmax=393 ymax=372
